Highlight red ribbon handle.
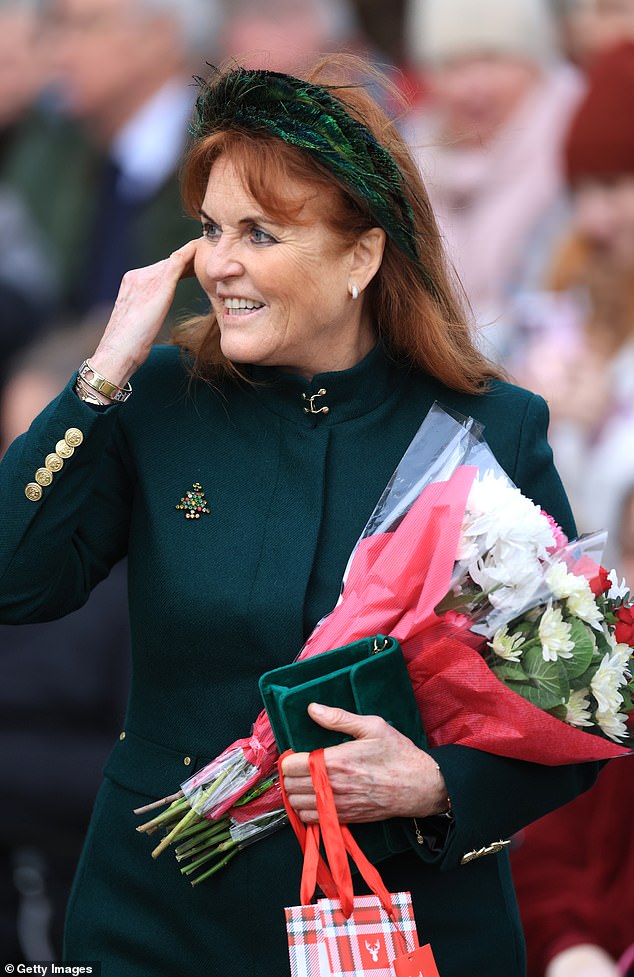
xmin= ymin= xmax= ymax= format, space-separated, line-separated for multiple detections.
xmin=278 ymin=748 xmax=401 ymax=928
xmin=278 ymin=749 xmax=338 ymax=902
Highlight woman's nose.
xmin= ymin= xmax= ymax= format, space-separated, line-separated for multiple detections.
xmin=201 ymin=236 xmax=245 ymax=283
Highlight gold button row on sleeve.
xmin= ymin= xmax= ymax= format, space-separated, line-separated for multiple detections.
xmin=24 ymin=427 xmax=84 ymax=502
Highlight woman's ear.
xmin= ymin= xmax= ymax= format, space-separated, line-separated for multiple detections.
xmin=350 ymin=227 xmax=386 ymax=291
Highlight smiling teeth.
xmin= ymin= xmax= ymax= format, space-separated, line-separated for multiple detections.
xmin=224 ymin=298 xmax=264 ymax=309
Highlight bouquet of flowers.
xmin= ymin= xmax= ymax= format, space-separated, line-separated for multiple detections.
xmin=136 ymin=404 xmax=633 ymax=884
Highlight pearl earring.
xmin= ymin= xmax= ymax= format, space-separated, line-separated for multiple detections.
xmin=350 ymin=283 xmax=359 ymax=300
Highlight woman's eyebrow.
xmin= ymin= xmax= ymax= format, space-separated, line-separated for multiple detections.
xmin=199 ymin=206 xmax=269 ymax=223
xmin=198 ymin=206 xmax=284 ymax=229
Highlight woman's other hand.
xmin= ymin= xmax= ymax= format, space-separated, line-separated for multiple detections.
xmin=88 ymin=239 xmax=200 ymax=387
xmin=546 ymin=944 xmax=620 ymax=977
xmin=280 ymin=703 xmax=449 ymax=824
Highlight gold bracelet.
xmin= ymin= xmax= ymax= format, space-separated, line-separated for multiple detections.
xmin=78 ymin=359 xmax=132 ymax=403
xmin=74 ymin=376 xmax=111 ymax=406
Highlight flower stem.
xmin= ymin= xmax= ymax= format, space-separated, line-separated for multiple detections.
xmin=136 ymin=796 xmax=191 ymax=834
xmin=232 ymin=775 xmax=277 ymax=806
xmin=151 ymin=805 xmax=200 ymax=859
xmin=180 ymin=839 xmax=237 ymax=877
xmin=170 ymin=816 xmax=223 ymax=846
xmin=175 ymin=826 xmax=231 ymax=860
xmin=133 ymin=789 xmax=184 ymax=816
xmin=190 ymin=846 xmax=240 ymax=886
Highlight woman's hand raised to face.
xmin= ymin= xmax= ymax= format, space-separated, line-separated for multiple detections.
xmin=88 ymin=239 xmax=200 ymax=387
xmin=280 ymin=703 xmax=449 ymax=824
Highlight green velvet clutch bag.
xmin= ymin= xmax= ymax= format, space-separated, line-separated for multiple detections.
xmin=258 ymin=635 xmax=427 ymax=864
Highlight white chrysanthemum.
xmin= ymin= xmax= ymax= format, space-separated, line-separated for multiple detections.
xmin=538 ymin=603 xmax=574 ymax=661
xmin=567 ymin=585 xmax=603 ymax=630
xmin=468 ymin=539 xmax=544 ymax=615
xmin=546 ymin=562 xmax=588 ymax=600
xmin=596 ymin=709 xmax=630 ymax=742
xmin=607 ymin=569 xmax=630 ymax=601
xmin=564 ymin=688 xmax=593 ymax=727
xmin=489 ymin=626 xmax=526 ymax=662
xmin=460 ymin=470 xmax=555 ymax=560
xmin=607 ymin=641 xmax=632 ymax=675
xmin=590 ymin=652 xmax=627 ymax=715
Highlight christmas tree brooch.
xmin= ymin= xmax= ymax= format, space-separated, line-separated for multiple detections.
xmin=175 ymin=482 xmax=210 ymax=520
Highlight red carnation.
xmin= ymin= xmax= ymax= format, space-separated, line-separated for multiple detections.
xmin=589 ymin=566 xmax=611 ymax=596
xmin=615 ymin=604 xmax=634 ymax=645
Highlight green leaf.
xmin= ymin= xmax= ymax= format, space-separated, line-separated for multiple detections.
xmin=513 ymin=620 xmax=537 ymax=636
xmin=507 ymin=681 xmax=562 ymax=709
xmin=518 ymin=638 xmax=542 ymax=654
xmin=593 ymin=629 xmax=611 ymax=655
xmin=570 ymin=665 xmax=596 ymax=691
xmin=491 ymin=662 xmax=528 ymax=683
xmin=506 ymin=645 xmax=570 ymax=709
xmin=561 ymin=618 xmax=595 ymax=679
xmin=548 ymin=705 xmax=568 ymax=721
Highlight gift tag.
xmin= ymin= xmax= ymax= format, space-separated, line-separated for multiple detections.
xmin=392 ymin=942 xmax=440 ymax=977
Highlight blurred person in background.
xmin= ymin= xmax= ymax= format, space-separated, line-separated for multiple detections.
xmin=0 ymin=0 xmax=44 ymax=159
xmin=558 ymin=0 xmax=634 ymax=67
xmin=0 ymin=0 xmax=57 ymax=394
xmin=0 ymin=319 xmax=131 ymax=963
xmin=0 ymin=0 xmax=223 ymax=324
xmin=219 ymin=0 xmax=362 ymax=73
xmin=511 ymin=485 xmax=634 ymax=977
xmin=217 ymin=0 xmax=410 ymax=115
xmin=511 ymin=753 xmax=634 ymax=977
xmin=350 ymin=0 xmax=408 ymax=70
xmin=513 ymin=41 xmax=634 ymax=567
xmin=402 ymin=0 xmax=584 ymax=361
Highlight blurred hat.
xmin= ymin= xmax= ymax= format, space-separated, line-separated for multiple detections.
xmin=566 ymin=41 xmax=634 ymax=183
xmin=407 ymin=0 xmax=558 ymax=67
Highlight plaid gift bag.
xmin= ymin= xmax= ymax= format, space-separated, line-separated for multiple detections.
xmin=285 ymin=903 xmax=331 ymax=977
xmin=279 ymin=749 xmax=441 ymax=977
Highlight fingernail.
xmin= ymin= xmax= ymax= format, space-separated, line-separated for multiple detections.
xmin=309 ymin=702 xmax=326 ymax=717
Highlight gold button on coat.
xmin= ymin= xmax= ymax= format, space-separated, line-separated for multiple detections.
xmin=119 ymin=731 xmax=126 ymax=741
xmin=35 ymin=467 xmax=53 ymax=487
xmin=25 ymin=482 xmax=43 ymax=502
xmin=183 ymin=756 xmax=192 ymax=766
xmin=65 ymin=427 xmax=84 ymax=447
xmin=55 ymin=439 xmax=74 ymax=459
xmin=45 ymin=453 xmax=64 ymax=472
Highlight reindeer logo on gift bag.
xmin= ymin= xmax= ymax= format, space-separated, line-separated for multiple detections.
xmin=365 ymin=940 xmax=382 ymax=963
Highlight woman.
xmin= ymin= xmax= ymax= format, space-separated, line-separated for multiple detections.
xmin=0 ymin=59 xmax=598 ymax=976
xmin=402 ymin=0 xmax=583 ymax=361
xmin=513 ymin=40 xmax=634 ymax=567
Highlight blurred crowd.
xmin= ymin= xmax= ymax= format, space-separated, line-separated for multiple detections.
xmin=0 ymin=0 xmax=633 ymax=972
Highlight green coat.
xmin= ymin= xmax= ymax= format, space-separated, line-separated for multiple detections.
xmin=0 ymin=343 xmax=598 ymax=976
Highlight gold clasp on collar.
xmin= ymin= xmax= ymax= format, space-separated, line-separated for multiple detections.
xmin=302 ymin=388 xmax=329 ymax=415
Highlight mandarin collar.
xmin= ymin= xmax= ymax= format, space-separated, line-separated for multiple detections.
xmin=242 ymin=342 xmax=400 ymax=426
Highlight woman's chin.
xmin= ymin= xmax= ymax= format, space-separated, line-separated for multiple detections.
xmin=218 ymin=338 xmax=268 ymax=367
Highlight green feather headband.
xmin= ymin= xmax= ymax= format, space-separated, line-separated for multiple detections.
xmin=190 ymin=67 xmax=431 ymax=286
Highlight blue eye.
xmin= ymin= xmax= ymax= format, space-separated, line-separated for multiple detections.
xmin=201 ymin=221 xmax=220 ymax=241
xmin=251 ymin=226 xmax=276 ymax=245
